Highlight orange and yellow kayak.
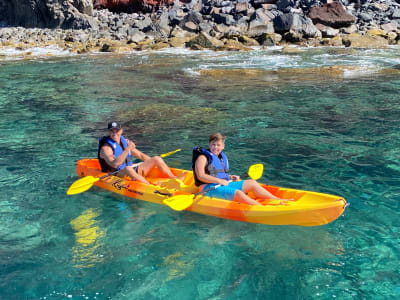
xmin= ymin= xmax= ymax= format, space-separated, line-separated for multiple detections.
xmin=76 ymin=159 xmax=348 ymax=226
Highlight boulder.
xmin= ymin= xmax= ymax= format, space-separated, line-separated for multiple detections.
xmin=274 ymin=13 xmax=319 ymax=39
xmin=185 ymin=32 xmax=223 ymax=49
xmin=316 ymin=23 xmax=339 ymax=37
xmin=308 ymin=1 xmax=356 ymax=28
xmin=94 ymin=0 xmax=174 ymax=13
xmin=70 ymin=0 xmax=93 ymax=16
xmin=381 ymin=23 xmax=398 ymax=33
xmin=342 ymin=33 xmax=388 ymax=48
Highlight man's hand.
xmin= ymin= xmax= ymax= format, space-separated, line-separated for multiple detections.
xmin=126 ymin=139 xmax=136 ymax=151
xmin=218 ymin=179 xmax=230 ymax=186
xmin=230 ymin=175 xmax=240 ymax=181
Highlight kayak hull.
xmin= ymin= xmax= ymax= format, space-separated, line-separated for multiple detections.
xmin=75 ymin=159 xmax=347 ymax=226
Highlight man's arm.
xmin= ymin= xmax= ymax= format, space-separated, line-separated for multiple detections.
xmin=131 ymin=148 xmax=151 ymax=162
xmin=100 ymin=144 xmax=131 ymax=169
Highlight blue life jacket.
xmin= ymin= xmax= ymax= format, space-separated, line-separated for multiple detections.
xmin=98 ymin=135 xmax=132 ymax=172
xmin=192 ymin=147 xmax=229 ymax=186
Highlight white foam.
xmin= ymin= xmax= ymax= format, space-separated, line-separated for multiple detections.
xmin=0 ymin=45 xmax=71 ymax=60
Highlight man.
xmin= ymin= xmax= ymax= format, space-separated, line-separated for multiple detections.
xmin=98 ymin=121 xmax=180 ymax=184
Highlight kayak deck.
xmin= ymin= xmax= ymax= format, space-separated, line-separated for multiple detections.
xmin=76 ymin=159 xmax=348 ymax=226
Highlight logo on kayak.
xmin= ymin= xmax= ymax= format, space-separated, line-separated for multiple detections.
xmin=110 ymin=178 xmax=143 ymax=195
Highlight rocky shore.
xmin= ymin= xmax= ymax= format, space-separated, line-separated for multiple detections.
xmin=0 ymin=0 xmax=400 ymax=55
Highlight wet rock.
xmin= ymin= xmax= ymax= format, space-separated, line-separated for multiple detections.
xmin=186 ymin=32 xmax=222 ymax=49
xmin=168 ymin=36 xmax=188 ymax=47
xmin=308 ymin=1 xmax=356 ymax=28
xmin=238 ymin=34 xmax=260 ymax=46
xmin=219 ymin=38 xmax=253 ymax=50
xmin=322 ymin=34 xmax=343 ymax=46
xmin=342 ymin=32 xmax=388 ymax=48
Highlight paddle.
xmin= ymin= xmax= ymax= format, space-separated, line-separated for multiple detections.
xmin=163 ymin=163 xmax=264 ymax=211
xmin=66 ymin=148 xmax=181 ymax=195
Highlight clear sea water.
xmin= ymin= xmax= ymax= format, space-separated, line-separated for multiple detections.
xmin=1 ymin=46 xmax=400 ymax=299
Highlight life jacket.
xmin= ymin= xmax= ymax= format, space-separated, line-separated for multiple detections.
xmin=98 ymin=135 xmax=132 ymax=172
xmin=192 ymin=147 xmax=229 ymax=186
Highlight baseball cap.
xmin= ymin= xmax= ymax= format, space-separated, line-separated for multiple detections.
xmin=107 ymin=121 xmax=122 ymax=130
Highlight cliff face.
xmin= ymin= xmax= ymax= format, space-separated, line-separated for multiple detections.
xmin=0 ymin=0 xmax=97 ymax=29
xmin=94 ymin=0 xmax=174 ymax=13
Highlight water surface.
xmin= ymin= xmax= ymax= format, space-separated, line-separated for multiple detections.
xmin=1 ymin=47 xmax=400 ymax=299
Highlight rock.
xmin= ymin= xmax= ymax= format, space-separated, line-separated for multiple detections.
xmin=273 ymin=13 xmax=302 ymax=33
xmin=392 ymin=9 xmax=400 ymax=19
xmin=0 ymin=0 xmax=98 ymax=29
xmin=219 ymin=38 xmax=252 ymax=51
xmin=387 ymin=31 xmax=398 ymax=43
xmin=247 ymin=24 xmax=275 ymax=37
xmin=322 ymin=35 xmax=343 ymax=46
xmin=185 ymin=32 xmax=223 ymax=49
xmin=282 ymin=45 xmax=303 ymax=53
xmin=381 ymin=22 xmax=398 ymax=33
xmin=274 ymin=13 xmax=319 ymax=39
xmin=151 ymin=41 xmax=169 ymax=49
xmin=238 ymin=35 xmax=260 ymax=46
xmin=308 ymin=1 xmax=356 ymax=28
xmin=94 ymin=0 xmax=174 ymax=13
xmin=341 ymin=24 xmax=358 ymax=34
xmin=235 ymin=2 xmax=249 ymax=14
xmin=127 ymin=28 xmax=146 ymax=42
xmin=316 ymin=23 xmax=339 ymax=37
xmin=366 ymin=28 xmax=386 ymax=37
xmin=342 ymin=32 xmax=388 ymax=48
xmin=171 ymin=25 xmax=195 ymax=38
xmin=168 ymin=36 xmax=187 ymax=47
xmin=182 ymin=21 xmax=199 ymax=32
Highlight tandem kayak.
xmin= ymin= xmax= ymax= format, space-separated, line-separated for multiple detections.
xmin=75 ymin=159 xmax=348 ymax=227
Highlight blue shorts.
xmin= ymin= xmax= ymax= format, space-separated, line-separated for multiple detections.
xmin=203 ymin=180 xmax=244 ymax=201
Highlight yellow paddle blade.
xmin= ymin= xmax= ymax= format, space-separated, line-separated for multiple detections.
xmin=163 ymin=194 xmax=195 ymax=211
xmin=67 ymin=176 xmax=100 ymax=195
xmin=248 ymin=164 xmax=264 ymax=180
xmin=160 ymin=148 xmax=181 ymax=158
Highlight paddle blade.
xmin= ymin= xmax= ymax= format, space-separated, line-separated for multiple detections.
xmin=160 ymin=148 xmax=181 ymax=158
xmin=248 ymin=164 xmax=264 ymax=180
xmin=67 ymin=176 xmax=100 ymax=195
xmin=163 ymin=194 xmax=194 ymax=211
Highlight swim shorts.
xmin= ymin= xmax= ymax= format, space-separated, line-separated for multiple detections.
xmin=203 ymin=180 xmax=244 ymax=201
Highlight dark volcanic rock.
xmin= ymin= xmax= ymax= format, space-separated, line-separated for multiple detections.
xmin=94 ymin=0 xmax=174 ymax=13
xmin=0 ymin=0 xmax=97 ymax=29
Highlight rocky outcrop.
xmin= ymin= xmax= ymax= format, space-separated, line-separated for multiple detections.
xmin=0 ymin=0 xmax=97 ymax=29
xmin=94 ymin=0 xmax=174 ymax=13
xmin=1 ymin=0 xmax=400 ymax=53
xmin=308 ymin=1 xmax=356 ymax=28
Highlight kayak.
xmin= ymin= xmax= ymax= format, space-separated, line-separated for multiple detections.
xmin=75 ymin=158 xmax=348 ymax=226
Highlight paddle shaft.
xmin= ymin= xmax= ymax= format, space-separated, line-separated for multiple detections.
xmin=98 ymin=161 xmax=142 ymax=180
xmin=193 ymin=168 xmax=260 ymax=199
xmin=100 ymin=148 xmax=181 ymax=180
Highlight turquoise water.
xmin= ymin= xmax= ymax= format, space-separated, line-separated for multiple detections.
xmin=1 ymin=47 xmax=400 ymax=299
